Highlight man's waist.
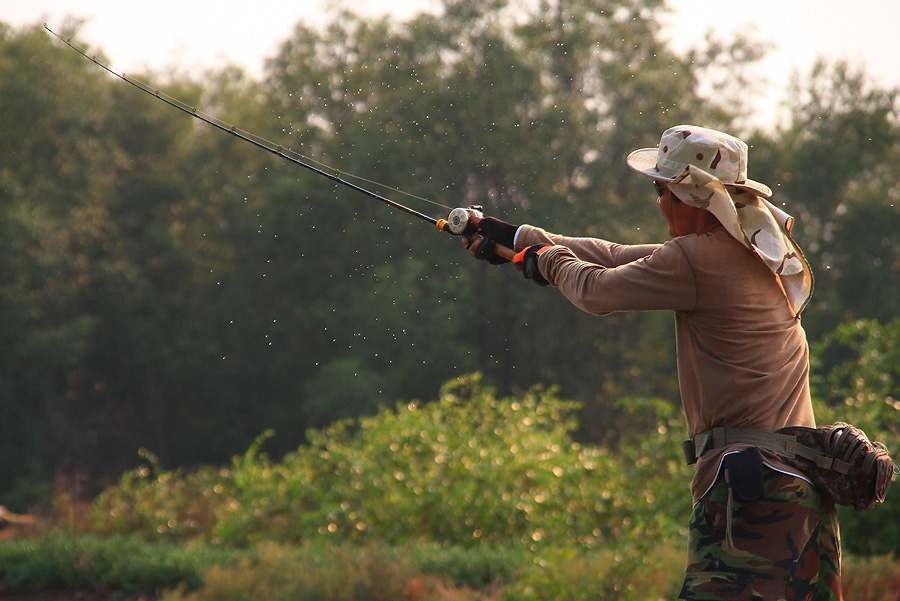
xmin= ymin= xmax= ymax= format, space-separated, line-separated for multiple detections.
xmin=682 ymin=426 xmax=850 ymax=473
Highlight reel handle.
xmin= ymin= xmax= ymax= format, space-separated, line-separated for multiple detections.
xmin=436 ymin=207 xmax=516 ymax=261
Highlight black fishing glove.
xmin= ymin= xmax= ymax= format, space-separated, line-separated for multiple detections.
xmin=513 ymin=245 xmax=550 ymax=286
xmin=473 ymin=237 xmax=509 ymax=265
xmin=471 ymin=217 xmax=519 ymax=265
xmin=477 ymin=217 xmax=518 ymax=249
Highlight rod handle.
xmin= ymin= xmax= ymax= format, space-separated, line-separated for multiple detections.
xmin=491 ymin=243 xmax=516 ymax=261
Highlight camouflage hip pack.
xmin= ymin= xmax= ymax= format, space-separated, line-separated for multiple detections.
xmin=777 ymin=422 xmax=896 ymax=511
xmin=683 ymin=422 xmax=898 ymax=511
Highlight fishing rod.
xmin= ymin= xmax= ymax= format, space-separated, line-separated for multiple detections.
xmin=44 ymin=24 xmax=513 ymax=259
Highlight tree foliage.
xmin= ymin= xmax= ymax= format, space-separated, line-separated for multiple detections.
xmin=748 ymin=60 xmax=900 ymax=339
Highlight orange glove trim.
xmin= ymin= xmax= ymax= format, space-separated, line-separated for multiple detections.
xmin=513 ymin=245 xmax=551 ymax=272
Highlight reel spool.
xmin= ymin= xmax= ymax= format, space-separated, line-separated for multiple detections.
xmin=437 ymin=206 xmax=483 ymax=236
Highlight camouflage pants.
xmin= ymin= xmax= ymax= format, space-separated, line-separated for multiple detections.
xmin=679 ymin=468 xmax=842 ymax=601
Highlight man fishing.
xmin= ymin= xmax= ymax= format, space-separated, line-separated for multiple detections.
xmin=464 ymin=125 xmax=841 ymax=600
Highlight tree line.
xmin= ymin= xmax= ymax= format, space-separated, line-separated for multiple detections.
xmin=1 ymin=0 xmax=898 ymax=509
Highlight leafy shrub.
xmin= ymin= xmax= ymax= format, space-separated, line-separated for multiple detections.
xmin=500 ymin=544 xmax=685 ymax=601
xmin=813 ymin=318 xmax=900 ymax=438
xmin=87 ymin=374 xmax=692 ymax=553
xmin=0 ymin=531 xmax=235 ymax=593
xmin=408 ymin=543 xmax=523 ymax=589
xmin=88 ymin=447 xmax=233 ymax=540
xmin=811 ymin=319 xmax=900 ymax=556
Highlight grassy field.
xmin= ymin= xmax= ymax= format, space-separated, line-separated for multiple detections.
xmin=2 ymin=529 xmax=899 ymax=601
xmin=0 ymin=529 xmax=683 ymax=601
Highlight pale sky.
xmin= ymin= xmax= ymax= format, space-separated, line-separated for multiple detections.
xmin=4 ymin=0 xmax=899 ymax=130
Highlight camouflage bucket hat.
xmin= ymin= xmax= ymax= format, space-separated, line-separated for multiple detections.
xmin=627 ymin=125 xmax=814 ymax=317
xmin=626 ymin=124 xmax=772 ymax=197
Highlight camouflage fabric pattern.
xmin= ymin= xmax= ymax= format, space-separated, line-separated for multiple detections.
xmin=680 ymin=469 xmax=842 ymax=600
xmin=779 ymin=422 xmax=895 ymax=511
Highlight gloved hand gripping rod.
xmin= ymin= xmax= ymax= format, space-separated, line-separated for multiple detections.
xmin=438 ymin=208 xmax=516 ymax=261
xmin=44 ymin=24 xmax=514 ymax=260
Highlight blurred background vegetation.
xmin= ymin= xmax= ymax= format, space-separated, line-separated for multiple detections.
xmin=1 ymin=0 xmax=898 ymax=576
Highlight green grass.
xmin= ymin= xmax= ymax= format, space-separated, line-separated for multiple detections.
xmin=0 ymin=532 xmax=525 ymax=600
xmin=3 ymin=531 xmax=898 ymax=601
xmin=0 ymin=531 xmax=677 ymax=601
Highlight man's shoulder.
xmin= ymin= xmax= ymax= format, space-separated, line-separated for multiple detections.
xmin=670 ymin=227 xmax=751 ymax=260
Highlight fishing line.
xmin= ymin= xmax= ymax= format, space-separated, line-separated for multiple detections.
xmin=44 ymin=24 xmax=466 ymax=230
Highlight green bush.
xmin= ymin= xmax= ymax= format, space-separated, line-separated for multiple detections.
xmin=408 ymin=543 xmax=523 ymax=589
xmin=811 ymin=319 xmax=900 ymax=556
xmin=88 ymin=374 xmax=692 ymax=553
xmin=0 ymin=531 xmax=235 ymax=594
xmin=500 ymin=544 xmax=685 ymax=601
xmin=88 ymin=447 xmax=233 ymax=540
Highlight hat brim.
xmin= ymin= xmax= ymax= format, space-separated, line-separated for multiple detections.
xmin=626 ymin=147 xmax=772 ymax=198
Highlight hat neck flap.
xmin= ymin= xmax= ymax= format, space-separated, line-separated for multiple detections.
xmin=668 ymin=165 xmax=814 ymax=317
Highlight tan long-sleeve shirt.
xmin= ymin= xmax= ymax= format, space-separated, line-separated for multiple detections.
xmin=515 ymin=224 xmax=816 ymax=503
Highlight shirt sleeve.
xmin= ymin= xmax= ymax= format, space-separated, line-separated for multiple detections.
xmin=515 ymin=224 xmax=661 ymax=267
xmin=537 ymin=238 xmax=698 ymax=315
